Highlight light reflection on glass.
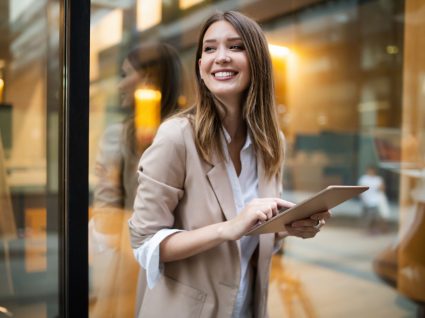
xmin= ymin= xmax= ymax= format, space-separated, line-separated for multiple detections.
xmin=179 ymin=0 xmax=204 ymax=10
xmin=134 ymin=88 xmax=161 ymax=148
xmin=137 ymin=0 xmax=161 ymax=31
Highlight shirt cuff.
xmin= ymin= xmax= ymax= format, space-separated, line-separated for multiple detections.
xmin=133 ymin=229 xmax=183 ymax=289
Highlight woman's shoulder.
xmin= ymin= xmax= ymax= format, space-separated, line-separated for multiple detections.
xmin=160 ymin=115 xmax=191 ymax=130
xmin=156 ymin=115 xmax=193 ymax=142
xmin=141 ymin=116 xmax=192 ymax=170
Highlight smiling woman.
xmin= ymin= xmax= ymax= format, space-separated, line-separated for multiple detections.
xmin=128 ymin=11 xmax=330 ymax=318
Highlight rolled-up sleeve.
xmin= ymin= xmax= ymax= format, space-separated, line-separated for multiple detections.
xmin=128 ymin=119 xmax=186 ymax=249
xmin=133 ymin=228 xmax=183 ymax=288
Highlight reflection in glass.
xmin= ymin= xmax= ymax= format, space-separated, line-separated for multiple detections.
xmin=89 ymin=42 xmax=182 ymax=318
xmin=137 ymin=0 xmax=162 ymax=31
xmin=179 ymin=0 xmax=204 ymax=10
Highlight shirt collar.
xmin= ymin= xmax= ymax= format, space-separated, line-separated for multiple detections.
xmin=222 ymin=126 xmax=252 ymax=150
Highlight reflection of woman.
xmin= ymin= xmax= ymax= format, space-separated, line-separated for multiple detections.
xmin=89 ymin=42 xmax=182 ymax=318
xmin=129 ymin=11 xmax=330 ymax=318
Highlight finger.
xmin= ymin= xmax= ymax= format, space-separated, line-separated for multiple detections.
xmin=286 ymin=228 xmax=319 ymax=238
xmin=270 ymin=202 xmax=278 ymax=215
xmin=275 ymin=231 xmax=288 ymax=240
xmin=261 ymin=205 xmax=272 ymax=219
xmin=287 ymin=229 xmax=317 ymax=239
xmin=291 ymin=219 xmax=319 ymax=228
xmin=267 ymin=206 xmax=274 ymax=219
xmin=268 ymin=202 xmax=279 ymax=218
xmin=275 ymin=198 xmax=295 ymax=209
xmin=255 ymin=210 xmax=268 ymax=222
xmin=310 ymin=210 xmax=332 ymax=221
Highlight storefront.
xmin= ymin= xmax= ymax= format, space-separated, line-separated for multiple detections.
xmin=0 ymin=0 xmax=423 ymax=317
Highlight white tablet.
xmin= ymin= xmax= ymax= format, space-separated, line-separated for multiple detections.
xmin=245 ymin=185 xmax=369 ymax=235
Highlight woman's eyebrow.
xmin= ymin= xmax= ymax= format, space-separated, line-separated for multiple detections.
xmin=203 ymin=36 xmax=242 ymax=44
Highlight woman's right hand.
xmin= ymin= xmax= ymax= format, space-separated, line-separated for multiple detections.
xmin=221 ymin=198 xmax=295 ymax=240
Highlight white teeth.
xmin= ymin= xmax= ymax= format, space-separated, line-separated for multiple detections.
xmin=214 ymin=71 xmax=235 ymax=78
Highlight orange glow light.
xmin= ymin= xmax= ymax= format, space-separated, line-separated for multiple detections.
xmin=0 ymin=78 xmax=4 ymax=102
xmin=179 ymin=0 xmax=204 ymax=9
xmin=134 ymin=88 xmax=161 ymax=143
xmin=268 ymin=44 xmax=291 ymax=59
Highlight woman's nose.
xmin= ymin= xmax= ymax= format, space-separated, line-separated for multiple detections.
xmin=215 ymin=48 xmax=230 ymax=64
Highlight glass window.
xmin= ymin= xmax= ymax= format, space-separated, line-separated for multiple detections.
xmin=88 ymin=0 xmax=424 ymax=317
xmin=0 ymin=0 xmax=62 ymax=317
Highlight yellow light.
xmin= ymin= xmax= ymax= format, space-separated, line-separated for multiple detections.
xmin=135 ymin=89 xmax=161 ymax=101
xmin=134 ymin=88 xmax=162 ymax=144
xmin=137 ymin=0 xmax=162 ymax=31
xmin=179 ymin=0 xmax=204 ymax=10
xmin=268 ymin=44 xmax=291 ymax=59
xmin=386 ymin=45 xmax=399 ymax=55
xmin=0 ymin=78 xmax=4 ymax=102
xmin=267 ymin=44 xmax=293 ymax=111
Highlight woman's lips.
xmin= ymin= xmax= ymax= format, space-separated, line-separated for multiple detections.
xmin=212 ymin=71 xmax=237 ymax=80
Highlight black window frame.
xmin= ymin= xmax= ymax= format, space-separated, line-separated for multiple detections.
xmin=60 ymin=0 xmax=90 ymax=317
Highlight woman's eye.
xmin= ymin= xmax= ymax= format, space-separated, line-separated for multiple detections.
xmin=230 ymin=44 xmax=244 ymax=50
xmin=203 ymin=46 xmax=215 ymax=52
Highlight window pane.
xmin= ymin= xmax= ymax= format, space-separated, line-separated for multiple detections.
xmin=0 ymin=1 xmax=61 ymax=317
xmin=89 ymin=0 xmax=424 ymax=317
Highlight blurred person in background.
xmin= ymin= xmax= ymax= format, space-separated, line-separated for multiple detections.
xmin=89 ymin=42 xmax=182 ymax=318
xmin=358 ymin=165 xmax=389 ymax=234
xmin=129 ymin=11 xmax=330 ymax=318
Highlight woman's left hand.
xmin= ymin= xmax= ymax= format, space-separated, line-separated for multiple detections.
xmin=276 ymin=210 xmax=332 ymax=240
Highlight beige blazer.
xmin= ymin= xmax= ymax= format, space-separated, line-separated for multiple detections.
xmin=129 ymin=117 xmax=283 ymax=318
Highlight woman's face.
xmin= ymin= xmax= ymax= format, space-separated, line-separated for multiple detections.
xmin=198 ymin=20 xmax=250 ymax=106
xmin=118 ymin=58 xmax=141 ymax=108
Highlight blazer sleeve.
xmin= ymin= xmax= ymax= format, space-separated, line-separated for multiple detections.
xmin=128 ymin=118 xmax=186 ymax=249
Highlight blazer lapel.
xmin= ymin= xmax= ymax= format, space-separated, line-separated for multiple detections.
xmin=206 ymin=153 xmax=236 ymax=221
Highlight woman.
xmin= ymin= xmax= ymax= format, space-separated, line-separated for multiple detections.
xmin=129 ymin=11 xmax=330 ymax=318
xmin=89 ymin=42 xmax=182 ymax=318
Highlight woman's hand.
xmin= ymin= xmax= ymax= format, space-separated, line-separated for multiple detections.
xmin=221 ymin=198 xmax=295 ymax=240
xmin=280 ymin=210 xmax=332 ymax=239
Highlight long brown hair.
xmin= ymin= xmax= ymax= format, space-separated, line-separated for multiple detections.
xmin=190 ymin=11 xmax=283 ymax=179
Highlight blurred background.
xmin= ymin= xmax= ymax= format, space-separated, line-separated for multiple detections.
xmin=0 ymin=0 xmax=424 ymax=317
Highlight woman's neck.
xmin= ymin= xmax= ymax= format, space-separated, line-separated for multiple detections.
xmin=215 ymin=98 xmax=246 ymax=142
